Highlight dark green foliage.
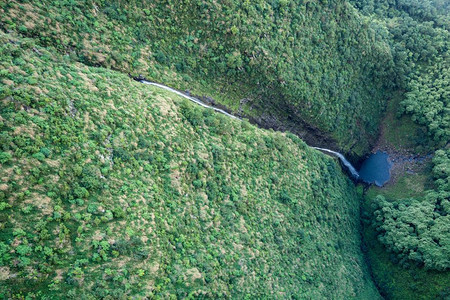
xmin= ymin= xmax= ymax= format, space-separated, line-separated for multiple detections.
xmin=1 ymin=0 xmax=448 ymax=298
xmin=279 ymin=189 xmax=293 ymax=204
xmin=368 ymin=149 xmax=450 ymax=300
xmin=401 ymin=60 xmax=450 ymax=148
xmin=372 ymin=194 xmax=449 ymax=270
xmin=350 ymin=1 xmax=450 ymax=297
xmin=351 ymin=0 xmax=450 ymax=150
xmin=0 ymin=152 xmax=12 ymax=164
xmin=32 ymin=152 xmax=46 ymax=161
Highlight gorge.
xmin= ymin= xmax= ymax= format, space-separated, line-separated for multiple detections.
xmin=0 ymin=0 xmax=448 ymax=298
xmin=139 ymin=78 xmax=381 ymax=185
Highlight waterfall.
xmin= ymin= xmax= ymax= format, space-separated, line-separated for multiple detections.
xmin=313 ymin=147 xmax=359 ymax=179
xmin=137 ymin=79 xmax=359 ymax=179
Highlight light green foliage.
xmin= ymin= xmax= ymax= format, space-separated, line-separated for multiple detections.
xmin=0 ymin=0 xmax=448 ymax=298
xmin=0 ymin=0 xmax=398 ymax=156
xmin=0 ymin=152 xmax=12 ymax=164
xmin=0 ymin=31 xmax=379 ymax=298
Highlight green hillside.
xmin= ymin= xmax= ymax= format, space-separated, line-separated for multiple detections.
xmin=0 ymin=0 xmax=397 ymax=157
xmin=1 ymin=0 xmax=449 ymax=299
xmin=0 ymin=31 xmax=379 ymax=298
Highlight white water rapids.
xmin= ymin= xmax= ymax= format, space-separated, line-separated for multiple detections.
xmin=139 ymin=80 xmax=359 ymax=179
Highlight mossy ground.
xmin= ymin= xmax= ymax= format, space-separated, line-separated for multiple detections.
xmin=374 ymin=91 xmax=422 ymax=153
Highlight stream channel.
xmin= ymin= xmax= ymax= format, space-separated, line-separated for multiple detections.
xmin=137 ymin=78 xmax=392 ymax=186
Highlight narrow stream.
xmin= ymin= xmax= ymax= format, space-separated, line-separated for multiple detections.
xmin=137 ymin=79 xmax=370 ymax=182
xmin=141 ymin=80 xmax=239 ymax=119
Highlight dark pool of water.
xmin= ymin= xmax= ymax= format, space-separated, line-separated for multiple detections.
xmin=358 ymin=151 xmax=392 ymax=186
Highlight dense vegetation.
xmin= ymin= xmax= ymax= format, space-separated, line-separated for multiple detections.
xmin=0 ymin=0 xmax=449 ymax=299
xmin=0 ymin=30 xmax=380 ymax=298
xmin=351 ymin=0 xmax=449 ymax=150
xmin=372 ymin=149 xmax=450 ymax=271
xmin=350 ymin=0 xmax=450 ymax=298
xmin=0 ymin=0 xmax=398 ymax=157
xmin=362 ymin=147 xmax=450 ymax=299
xmin=401 ymin=61 xmax=449 ymax=148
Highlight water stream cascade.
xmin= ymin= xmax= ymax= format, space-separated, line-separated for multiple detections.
xmin=312 ymin=147 xmax=360 ymax=179
xmin=137 ymin=79 xmax=361 ymax=180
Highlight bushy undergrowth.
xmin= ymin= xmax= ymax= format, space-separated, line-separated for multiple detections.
xmin=0 ymin=31 xmax=379 ymax=299
xmin=352 ymin=1 xmax=450 ymax=298
xmin=0 ymin=0 xmax=397 ymax=156
xmin=362 ymin=149 xmax=450 ymax=300
xmin=1 ymin=0 xmax=448 ymax=298
xmin=372 ymin=150 xmax=450 ymax=271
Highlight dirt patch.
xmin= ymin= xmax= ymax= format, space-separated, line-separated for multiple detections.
xmin=170 ymin=166 xmax=182 ymax=193
xmin=92 ymin=230 xmax=105 ymax=241
xmin=153 ymin=95 xmax=177 ymax=116
xmin=2 ymin=79 xmax=14 ymax=86
xmin=385 ymin=153 xmax=432 ymax=187
xmin=78 ymin=72 xmax=99 ymax=92
xmin=54 ymin=269 xmax=64 ymax=281
xmin=0 ymin=266 xmax=11 ymax=280
xmin=371 ymin=129 xmax=432 ymax=187
xmin=367 ymin=96 xmax=433 ymax=188
xmin=13 ymin=125 xmax=36 ymax=138
xmin=46 ymin=160 xmax=61 ymax=168
xmin=185 ymin=268 xmax=202 ymax=284
xmin=149 ymin=262 xmax=159 ymax=274
xmin=26 ymin=193 xmax=53 ymax=215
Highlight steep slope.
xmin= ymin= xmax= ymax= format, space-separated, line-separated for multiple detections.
xmin=348 ymin=1 xmax=450 ymax=298
xmin=0 ymin=31 xmax=380 ymax=298
xmin=0 ymin=0 xmax=396 ymax=157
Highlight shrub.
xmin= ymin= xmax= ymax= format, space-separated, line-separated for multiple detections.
xmin=40 ymin=147 xmax=51 ymax=157
xmin=154 ymin=51 xmax=167 ymax=64
xmin=279 ymin=190 xmax=293 ymax=204
xmin=0 ymin=152 xmax=12 ymax=164
xmin=192 ymin=180 xmax=202 ymax=189
xmin=32 ymin=152 xmax=46 ymax=161
xmin=0 ymin=202 xmax=11 ymax=211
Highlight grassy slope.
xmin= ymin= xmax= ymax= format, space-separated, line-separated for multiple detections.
xmin=374 ymin=91 xmax=422 ymax=152
xmin=0 ymin=31 xmax=380 ymax=299
xmin=0 ymin=0 xmax=396 ymax=157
